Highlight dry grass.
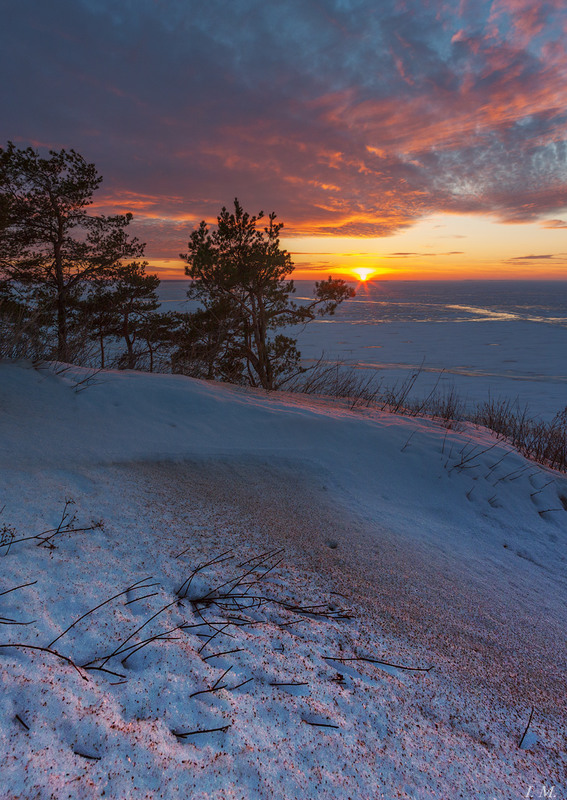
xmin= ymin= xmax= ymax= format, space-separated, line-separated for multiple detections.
xmin=287 ymin=360 xmax=567 ymax=472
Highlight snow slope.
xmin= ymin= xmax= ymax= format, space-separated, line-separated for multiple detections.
xmin=1 ymin=362 xmax=566 ymax=799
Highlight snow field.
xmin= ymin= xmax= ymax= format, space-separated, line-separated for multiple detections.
xmin=0 ymin=362 xmax=566 ymax=798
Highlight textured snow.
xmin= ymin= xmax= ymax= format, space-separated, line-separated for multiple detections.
xmin=294 ymin=317 xmax=567 ymax=420
xmin=0 ymin=361 xmax=566 ymax=799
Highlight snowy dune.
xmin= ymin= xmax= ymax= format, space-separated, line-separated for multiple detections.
xmin=1 ymin=362 xmax=566 ymax=799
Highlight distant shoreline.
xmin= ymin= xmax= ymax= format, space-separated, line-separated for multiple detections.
xmin=157 ymin=277 xmax=567 ymax=282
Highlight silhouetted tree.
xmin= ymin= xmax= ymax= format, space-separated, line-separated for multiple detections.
xmin=137 ymin=309 xmax=186 ymax=373
xmin=111 ymin=262 xmax=160 ymax=369
xmin=180 ymin=199 xmax=354 ymax=389
xmin=79 ymin=261 xmax=161 ymax=369
xmin=171 ymin=299 xmax=247 ymax=382
xmin=76 ymin=283 xmax=119 ymax=369
xmin=0 ymin=142 xmax=144 ymax=361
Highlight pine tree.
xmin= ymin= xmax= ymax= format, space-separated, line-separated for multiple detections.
xmin=180 ymin=199 xmax=354 ymax=389
xmin=137 ymin=310 xmax=185 ymax=373
xmin=111 ymin=262 xmax=160 ymax=370
xmin=0 ymin=142 xmax=144 ymax=361
xmin=79 ymin=261 xmax=161 ymax=369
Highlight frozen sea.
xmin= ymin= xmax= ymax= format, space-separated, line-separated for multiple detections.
xmin=159 ymin=280 xmax=567 ymax=419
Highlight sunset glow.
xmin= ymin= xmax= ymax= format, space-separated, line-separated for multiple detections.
xmin=354 ymin=268 xmax=374 ymax=282
xmin=2 ymin=1 xmax=566 ymax=281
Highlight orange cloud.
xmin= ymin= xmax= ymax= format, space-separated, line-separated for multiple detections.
xmin=541 ymin=218 xmax=567 ymax=228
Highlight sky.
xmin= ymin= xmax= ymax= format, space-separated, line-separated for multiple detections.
xmin=2 ymin=0 xmax=567 ymax=280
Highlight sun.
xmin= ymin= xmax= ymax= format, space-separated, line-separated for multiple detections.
xmin=354 ymin=267 xmax=373 ymax=282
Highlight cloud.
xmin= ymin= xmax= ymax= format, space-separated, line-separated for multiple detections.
xmin=541 ymin=218 xmax=567 ymax=228
xmin=1 ymin=0 xmax=566 ymax=255
xmin=508 ymin=254 xmax=555 ymax=259
xmin=387 ymin=251 xmax=464 ymax=258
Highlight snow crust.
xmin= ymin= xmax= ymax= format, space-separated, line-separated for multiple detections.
xmin=1 ymin=361 xmax=566 ymax=799
xmin=295 ymin=318 xmax=567 ymax=420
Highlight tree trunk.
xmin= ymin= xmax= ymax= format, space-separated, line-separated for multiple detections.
xmin=249 ymin=292 xmax=271 ymax=389
xmin=51 ymin=191 xmax=69 ymax=363
xmin=53 ymin=240 xmax=68 ymax=362
xmin=122 ymin=312 xmax=135 ymax=369
xmin=206 ymin=330 xmax=215 ymax=380
xmin=56 ymin=290 xmax=68 ymax=362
